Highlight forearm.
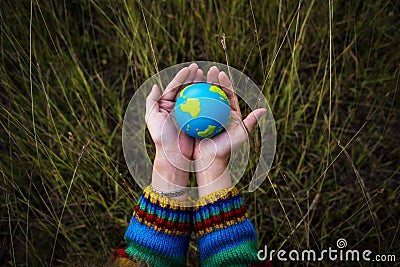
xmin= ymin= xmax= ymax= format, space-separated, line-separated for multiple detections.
xmin=194 ymin=158 xmax=268 ymax=266
xmin=194 ymin=187 xmax=263 ymax=266
xmin=122 ymin=186 xmax=193 ymax=267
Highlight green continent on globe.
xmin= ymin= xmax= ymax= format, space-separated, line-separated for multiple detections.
xmin=197 ymin=125 xmax=216 ymax=137
xmin=210 ymin=85 xmax=229 ymax=103
xmin=180 ymin=98 xmax=201 ymax=118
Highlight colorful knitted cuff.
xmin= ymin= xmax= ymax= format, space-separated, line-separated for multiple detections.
xmin=194 ymin=187 xmax=262 ymax=267
xmin=124 ymin=186 xmax=193 ymax=267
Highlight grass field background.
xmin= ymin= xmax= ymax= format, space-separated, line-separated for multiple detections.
xmin=1 ymin=1 xmax=399 ymax=266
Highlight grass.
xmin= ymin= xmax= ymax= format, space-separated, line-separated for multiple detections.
xmin=1 ymin=0 xmax=399 ymax=266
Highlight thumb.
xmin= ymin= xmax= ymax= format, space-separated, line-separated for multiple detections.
xmin=145 ymin=84 xmax=161 ymax=122
xmin=243 ymin=108 xmax=267 ymax=133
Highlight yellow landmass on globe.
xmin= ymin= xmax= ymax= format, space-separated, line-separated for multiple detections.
xmin=180 ymin=98 xmax=201 ymax=118
xmin=180 ymin=84 xmax=193 ymax=98
xmin=198 ymin=125 xmax=216 ymax=137
xmin=210 ymin=85 xmax=229 ymax=103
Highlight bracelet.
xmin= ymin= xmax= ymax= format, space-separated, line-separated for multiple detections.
xmin=150 ymin=184 xmax=189 ymax=198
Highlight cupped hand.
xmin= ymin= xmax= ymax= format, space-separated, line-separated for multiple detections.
xmin=146 ymin=63 xmax=202 ymax=196
xmin=146 ymin=63 xmax=203 ymax=160
xmin=193 ymin=66 xmax=267 ymax=163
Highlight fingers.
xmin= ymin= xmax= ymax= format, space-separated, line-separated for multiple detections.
xmin=243 ymin=108 xmax=267 ymax=133
xmin=185 ymin=63 xmax=199 ymax=83
xmin=193 ymin=69 xmax=204 ymax=83
xmin=207 ymin=66 xmax=219 ymax=85
xmin=145 ymin=84 xmax=161 ymax=121
xmin=162 ymin=67 xmax=189 ymax=101
xmin=158 ymin=100 xmax=175 ymax=111
xmin=218 ymin=71 xmax=240 ymax=112
xmin=217 ymin=71 xmax=233 ymax=91
xmin=163 ymin=63 xmax=199 ymax=101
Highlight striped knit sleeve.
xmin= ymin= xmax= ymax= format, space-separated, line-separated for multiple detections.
xmin=117 ymin=186 xmax=193 ymax=267
xmin=194 ymin=187 xmax=267 ymax=267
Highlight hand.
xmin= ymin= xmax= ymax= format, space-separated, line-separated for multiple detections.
xmin=145 ymin=63 xmax=203 ymax=198
xmin=193 ymin=66 xmax=266 ymax=196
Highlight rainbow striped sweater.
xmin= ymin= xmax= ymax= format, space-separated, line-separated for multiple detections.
xmin=113 ymin=186 xmax=271 ymax=267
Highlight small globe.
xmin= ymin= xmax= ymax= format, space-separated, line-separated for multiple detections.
xmin=174 ymin=82 xmax=230 ymax=138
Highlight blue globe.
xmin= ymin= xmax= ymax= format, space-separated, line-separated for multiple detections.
xmin=174 ymin=83 xmax=230 ymax=138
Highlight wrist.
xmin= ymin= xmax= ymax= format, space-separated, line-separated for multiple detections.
xmin=195 ymin=157 xmax=227 ymax=183
xmin=151 ymin=150 xmax=190 ymax=200
xmin=195 ymin=157 xmax=232 ymax=197
xmin=153 ymin=147 xmax=190 ymax=177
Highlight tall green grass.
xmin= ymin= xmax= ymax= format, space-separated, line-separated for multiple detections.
xmin=1 ymin=1 xmax=399 ymax=266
